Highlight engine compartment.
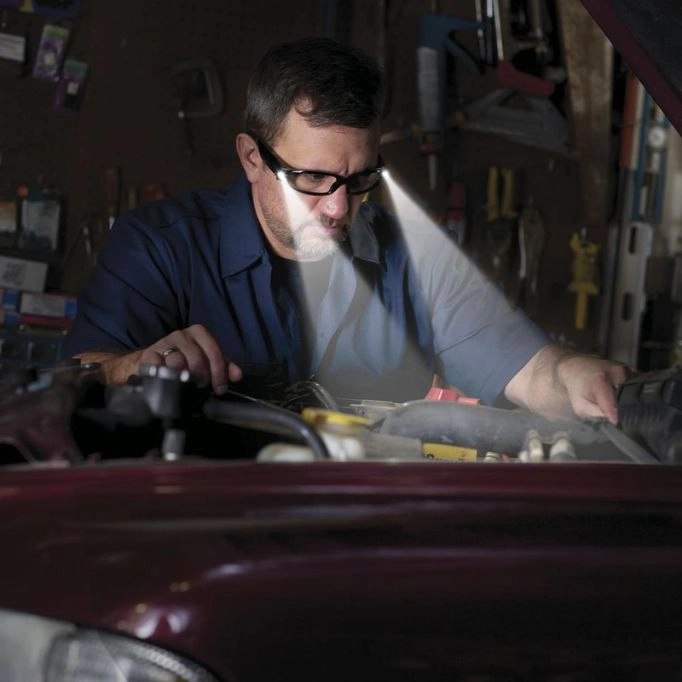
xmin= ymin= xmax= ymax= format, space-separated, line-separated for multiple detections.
xmin=0 ymin=361 xmax=677 ymax=467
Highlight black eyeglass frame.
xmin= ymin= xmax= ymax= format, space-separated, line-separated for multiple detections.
xmin=255 ymin=138 xmax=385 ymax=196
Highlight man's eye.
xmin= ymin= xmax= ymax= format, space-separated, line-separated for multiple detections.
xmin=302 ymin=173 xmax=329 ymax=184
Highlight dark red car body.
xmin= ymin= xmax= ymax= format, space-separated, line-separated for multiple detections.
xmin=4 ymin=460 xmax=682 ymax=681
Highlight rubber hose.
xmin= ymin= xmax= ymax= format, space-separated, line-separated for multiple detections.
xmin=203 ymin=399 xmax=330 ymax=460
xmin=376 ymin=401 xmax=617 ymax=458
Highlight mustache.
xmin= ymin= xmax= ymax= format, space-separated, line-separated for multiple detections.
xmin=296 ymin=215 xmax=348 ymax=230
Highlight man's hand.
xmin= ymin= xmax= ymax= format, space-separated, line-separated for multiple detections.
xmin=74 ymin=324 xmax=242 ymax=395
xmin=505 ymin=344 xmax=634 ymax=424
xmin=553 ymin=352 xmax=633 ymax=424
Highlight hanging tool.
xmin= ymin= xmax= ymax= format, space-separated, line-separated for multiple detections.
xmin=632 ymin=95 xmax=670 ymax=224
xmin=417 ymin=13 xmax=484 ymax=190
xmin=488 ymin=0 xmax=554 ymax=69
xmin=605 ymin=76 xmax=662 ymax=366
xmin=474 ymin=0 xmax=502 ymax=65
xmin=459 ymin=0 xmax=564 ymax=155
xmin=60 ymin=214 xmax=100 ymax=270
xmin=104 ymin=167 xmax=120 ymax=229
xmin=517 ymin=197 xmax=545 ymax=307
xmin=458 ymin=87 xmax=569 ymax=156
xmin=485 ymin=166 xmax=517 ymax=282
xmin=568 ymin=230 xmax=600 ymax=330
xmin=173 ymin=57 xmax=223 ymax=157
xmin=441 ymin=180 xmax=467 ymax=245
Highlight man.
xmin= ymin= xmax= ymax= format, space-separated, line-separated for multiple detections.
xmin=65 ymin=37 xmax=630 ymax=423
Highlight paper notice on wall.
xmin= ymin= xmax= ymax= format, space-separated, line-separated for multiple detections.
xmin=0 ymin=31 xmax=26 ymax=63
xmin=0 ymin=255 xmax=47 ymax=292
xmin=32 ymin=23 xmax=69 ymax=81
xmin=20 ymin=199 xmax=60 ymax=251
xmin=0 ymin=201 xmax=17 ymax=234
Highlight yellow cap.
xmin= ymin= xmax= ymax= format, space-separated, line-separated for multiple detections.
xmin=301 ymin=408 xmax=371 ymax=429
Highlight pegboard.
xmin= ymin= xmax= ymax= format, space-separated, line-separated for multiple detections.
xmin=62 ymin=0 xmax=325 ymax=294
xmin=0 ymin=0 xmax=325 ymax=294
xmin=0 ymin=8 xmax=84 ymax=192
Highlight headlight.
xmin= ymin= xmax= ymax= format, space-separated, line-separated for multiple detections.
xmin=0 ymin=609 xmax=218 ymax=682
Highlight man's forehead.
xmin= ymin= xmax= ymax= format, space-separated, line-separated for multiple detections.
xmin=278 ymin=102 xmax=380 ymax=136
xmin=278 ymin=110 xmax=379 ymax=142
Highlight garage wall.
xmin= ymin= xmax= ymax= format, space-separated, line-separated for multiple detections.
xmin=0 ymin=0 xmax=614 ymax=354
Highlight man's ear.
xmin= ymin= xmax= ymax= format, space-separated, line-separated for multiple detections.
xmin=235 ymin=133 xmax=261 ymax=182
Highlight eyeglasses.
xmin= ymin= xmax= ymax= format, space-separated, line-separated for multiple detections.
xmin=256 ymin=138 xmax=384 ymax=196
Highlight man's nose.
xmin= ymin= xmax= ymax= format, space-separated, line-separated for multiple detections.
xmin=320 ymin=184 xmax=349 ymax=219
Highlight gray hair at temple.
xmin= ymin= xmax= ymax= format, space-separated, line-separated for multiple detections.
xmin=244 ymin=36 xmax=385 ymax=145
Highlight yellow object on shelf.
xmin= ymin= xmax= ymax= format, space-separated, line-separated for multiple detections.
xmin=568 ymin=232 xmax=600 ymax=330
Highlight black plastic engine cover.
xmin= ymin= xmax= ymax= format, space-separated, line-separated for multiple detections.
xmin=617 ymin=367 xmax=682 ymax=463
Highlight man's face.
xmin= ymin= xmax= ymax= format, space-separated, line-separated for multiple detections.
xmin=249 ymin=109 xmax=381 ymax=261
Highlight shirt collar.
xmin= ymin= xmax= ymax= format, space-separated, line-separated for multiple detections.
xmin=348 ymin=201 xmax=382 ymax=267
xmin=219 ymin=174 xmax=271 ymax=277
xmin=219 ymin=175 xmax=383 ymax=276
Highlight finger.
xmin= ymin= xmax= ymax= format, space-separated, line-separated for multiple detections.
xmin=594 ymin=390 xmax=619 ymax=425
xmin=162 ymin=337 xmax=213 ymax=386
xmin=573 ymin=383 xmax=619 ymax=425
xmin=162 ymin=347 xmax=192 ymax=372
xmin=143 ymin=325 xmax=237 ymax=393
xmin=228 ymin=362 xmax=243 ymax=383
xmin=141 ymin=332 xmax=212 ymax=385
xmin=172 ymin=324 xmax=245 ymax=393
xmin=181 ymin=324 xmax=233 ymax=392
xmin=139 ymin=346 xmax=168 ymax=368
xmin=214 ymin=361 xmax=243 ymax=395
xmin=573 ymin=398 xmax=615 ymax=423
xmin=606 ymin=363 xmax=632 ymax=386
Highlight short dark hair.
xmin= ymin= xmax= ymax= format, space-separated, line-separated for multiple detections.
xmin=244 ymin=37 xmax=384 ymax=144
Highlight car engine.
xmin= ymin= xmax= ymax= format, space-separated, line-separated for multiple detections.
xmin=0 ymin=361 xmax=676 ymax=467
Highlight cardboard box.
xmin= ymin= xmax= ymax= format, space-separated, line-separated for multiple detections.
xmin=0 ymin=255 xmax=47 ymax=293
xmin=19 ymin=313 xmax=73 ymax=330
xmin=0 ymin=309 xmax=19 ymax=326
xmin=0 ymin=288 xmax=19 ymax=309
xmin=19 ymin=291 xmax=76 ymax=318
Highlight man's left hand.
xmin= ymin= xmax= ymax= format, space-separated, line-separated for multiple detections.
xmin=505 ymin=344 xmax=635 ymax=424
xmin=555 ymin=353 xmax=634 ymax=424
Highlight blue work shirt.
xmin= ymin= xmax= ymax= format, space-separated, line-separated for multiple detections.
xmin=65 ymin=174 xmax=549 ymax=404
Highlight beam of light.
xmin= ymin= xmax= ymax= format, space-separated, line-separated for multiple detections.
xmin=278 ymin=172 xmax=326 ymax=251
xmin=381 ymin=167 xmax=505 ymax=319
xmin=381 ymin=169 xmax=462 ymax=258
xmin=277 ymin=174 xmax=347 ymax=299
xmin=380 ymin=170 xmax=480 ymax=394
xmin=276 ymin=167 xmax=474 ymax=398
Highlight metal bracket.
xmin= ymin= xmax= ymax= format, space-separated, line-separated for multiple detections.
xmin=173 ymin=57 xmax=223 ymax=119
xmin=607 ymin=221 xmax=654 ymax=366
xmin=459 ymin=87 xmax=570 ymax=156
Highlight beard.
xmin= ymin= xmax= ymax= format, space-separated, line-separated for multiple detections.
xmin=261 ymin=203 xmax=351 ymax=261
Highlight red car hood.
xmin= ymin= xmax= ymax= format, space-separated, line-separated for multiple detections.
xmin=3 ymin=460 xmax=682 ymax=681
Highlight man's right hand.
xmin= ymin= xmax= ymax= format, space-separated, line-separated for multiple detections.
xmin=74 ymin=324 xmax=242 ymax=395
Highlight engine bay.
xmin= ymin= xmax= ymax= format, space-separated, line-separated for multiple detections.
xmin=0 ymin=361 xmax=678 ymax=467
